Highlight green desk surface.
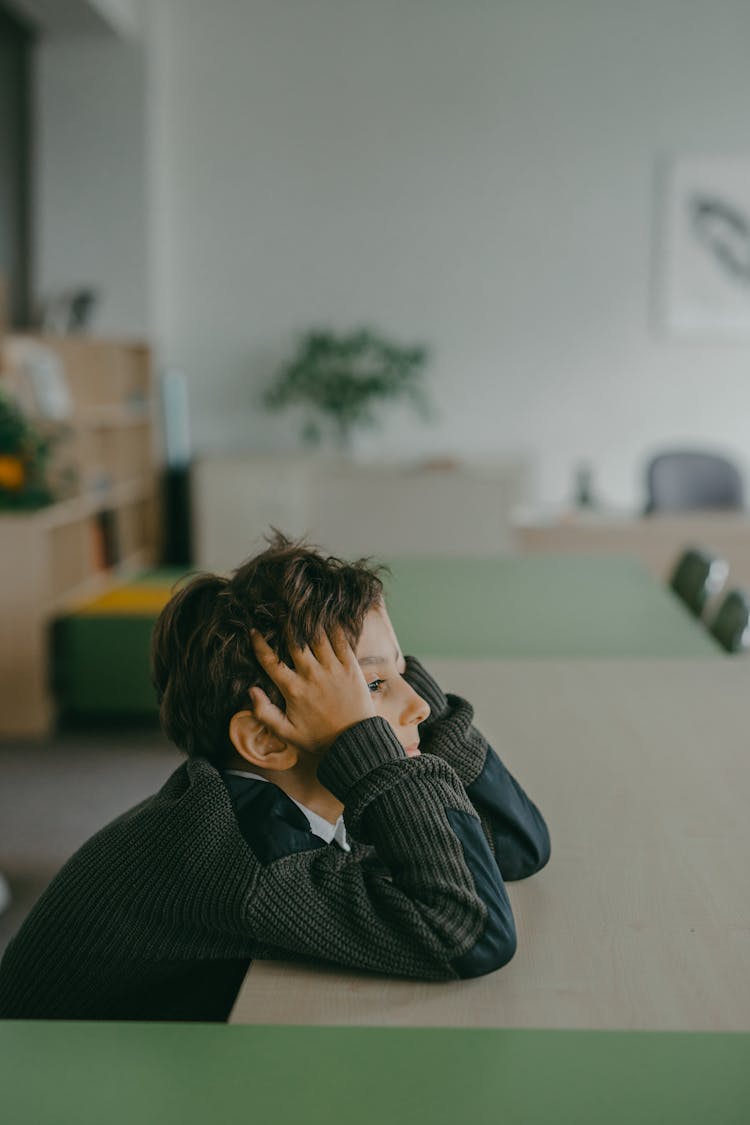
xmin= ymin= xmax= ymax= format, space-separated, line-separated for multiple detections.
xmin=383 ymin=555 xmax=722 ymax=659
xmin=2 ymin=1023 xmax=747 ymax=1125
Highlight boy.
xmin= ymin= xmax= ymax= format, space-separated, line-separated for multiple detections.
xmin=0 ymin=534 xmax=550 ymax=1021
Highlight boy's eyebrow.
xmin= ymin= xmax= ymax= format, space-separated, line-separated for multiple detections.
xmin=358 ymin=646 xmax=401 ymax=668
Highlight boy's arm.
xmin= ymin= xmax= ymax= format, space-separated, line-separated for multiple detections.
xmin=246 ymin=716 xmax=517 ymax=980
xmin=403 ymin=656 xmax=551 ymax=881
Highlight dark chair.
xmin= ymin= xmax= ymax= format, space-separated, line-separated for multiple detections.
xmin=644 ymin=450 xmax=744 ymax=514
xmin=669 ymin=547 xmax=729 ymax=617
xmin=708 ymin=589 xmax=750 ymax=653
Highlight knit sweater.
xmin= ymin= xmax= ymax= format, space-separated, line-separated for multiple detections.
xmin=0 ymin=658 xmax=550 ymax=1021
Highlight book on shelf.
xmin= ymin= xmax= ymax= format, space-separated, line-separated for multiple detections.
xmin=94 ymin=509 xmax=121 ymax=569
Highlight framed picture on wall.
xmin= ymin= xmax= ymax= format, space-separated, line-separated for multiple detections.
xmin=3 ymin=338 xmax=73 ymax=421
xmin=657 ymin=155 xmax=750 ymax=341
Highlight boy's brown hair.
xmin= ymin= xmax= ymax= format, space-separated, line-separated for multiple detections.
xmin=151 ymin=532 xmax=385 ymax=763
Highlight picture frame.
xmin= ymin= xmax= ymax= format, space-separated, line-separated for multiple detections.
xmin=3 ymin=338 xmax=73 ymax=422
xmin=657 ymin=155 xmax=750 ymax=341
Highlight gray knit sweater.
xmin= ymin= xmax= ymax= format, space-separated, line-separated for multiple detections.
xmin=0 ymin=658 xmax=549 ymax=1021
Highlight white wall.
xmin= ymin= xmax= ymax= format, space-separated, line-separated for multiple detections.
xmin=89 ymin=0 xmax=144 ymax=39
xmin=39 ymin=0 xmax=750 ymax=508
xmin=7 ymin=0 xmax=144 ymax=38
xmin=35 ymin=33 xmax=149 ymax=337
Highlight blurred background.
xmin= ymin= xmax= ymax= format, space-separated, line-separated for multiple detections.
xmin=2 ymin=0 xmax=750 ymax=939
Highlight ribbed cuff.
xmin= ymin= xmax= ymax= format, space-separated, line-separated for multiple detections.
xmin=427 ymin=700 xmax=488 ymax=786
xmin=317 ymin=716 xmax=406 ymax=801
xmin=404 ymin=655 xmax=450 ymax=722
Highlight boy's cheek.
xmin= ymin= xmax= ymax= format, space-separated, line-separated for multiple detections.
xmin=378 ymin=712 xmax=420 ymax=756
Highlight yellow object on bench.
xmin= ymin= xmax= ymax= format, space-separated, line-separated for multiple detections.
xmin=55 ymin=570 xmax=189 ymax=716
xmin=74 ymin=585 xmax=176 ymax=616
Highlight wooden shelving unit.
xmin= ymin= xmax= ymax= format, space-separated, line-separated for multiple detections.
xmin=0 ymin=336 xmax=161 ymax=737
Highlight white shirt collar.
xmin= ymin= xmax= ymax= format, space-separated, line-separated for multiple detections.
xmin=224 ymin=769 xmax=350 ymax=851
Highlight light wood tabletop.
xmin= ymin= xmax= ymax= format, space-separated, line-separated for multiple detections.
xmin=231 ymin=658 xmax=749 ymax=1031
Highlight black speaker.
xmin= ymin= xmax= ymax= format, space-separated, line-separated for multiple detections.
xmin=162 ymin=465 xmax=193 ymax=566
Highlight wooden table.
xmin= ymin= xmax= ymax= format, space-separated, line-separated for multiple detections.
xmin=513 ymin=507 xmax=750 ymax=588
xmin=382 ymin=555 xmax=721 ymax=658
xmin=232 ymin=659 xmax=750 ymax=1031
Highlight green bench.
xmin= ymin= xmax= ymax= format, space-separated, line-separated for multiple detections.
xmin=53 ymin=570 xmax=186 ymax=718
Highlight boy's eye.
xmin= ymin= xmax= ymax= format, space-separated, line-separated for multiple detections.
xmin=367 ymin=678 xmax=386 ymax=694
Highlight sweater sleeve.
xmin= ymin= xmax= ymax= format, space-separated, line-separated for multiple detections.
xmin=404 ymin=656 xmax=551 ymax=882
xmin=245 ymin=716 xmax=517 ymax=981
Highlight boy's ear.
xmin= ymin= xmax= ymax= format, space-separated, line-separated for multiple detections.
xmin=229 ymin=710 xmax=299 ymax=771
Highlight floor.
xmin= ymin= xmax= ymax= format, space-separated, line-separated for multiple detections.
xmin=0 ymin=723 xmax=181 ymax=957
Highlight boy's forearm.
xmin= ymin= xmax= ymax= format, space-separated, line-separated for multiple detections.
xmin=246 ymin=714 xmax=520 ymax=980
xmin=319 ymin=715 xmax=486 ymax=859
xmin=403 ymin=656 xmax=488 ymax=785
xmin=403 ymin=656 xmax=551 ymax=880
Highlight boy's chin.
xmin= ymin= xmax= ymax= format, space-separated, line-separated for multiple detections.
xmin=404 ymin=744 xmax=421 ymax=758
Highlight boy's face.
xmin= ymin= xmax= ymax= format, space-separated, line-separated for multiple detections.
xmin=355 ymin=603 xmax=429 ymax=756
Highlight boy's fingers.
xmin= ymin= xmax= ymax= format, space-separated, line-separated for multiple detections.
xmin=289 ymin=643 xmax=316 ymax=674
xmin=280 ymin=624 xmax=319 ymax=675
xmin=249 ymin=688 xmax=295 ymax=742
xmin=328 ymin=624 xmax=354 ymax=665
xmin=251 ymin=630 xmax=293 ymax=687
xmin=310 ymin=629 xmax=336 ymax=666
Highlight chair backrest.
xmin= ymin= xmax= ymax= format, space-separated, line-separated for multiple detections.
xmin=645 ymin=451 xmax=744 ymax=514
xmin=669 ymin=547 xmax=729 ymax=617
xmin=709 ymin=589 xmax=750 ymax=653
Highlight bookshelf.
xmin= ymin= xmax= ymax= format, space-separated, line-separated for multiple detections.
xmin=0 ymin=336 xmax=160 ymax=737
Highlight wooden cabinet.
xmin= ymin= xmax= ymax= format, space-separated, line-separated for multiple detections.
xmin=192 ymin=455 xmax=529 ymax=574
xmin=0 ymin=336 xmax=160 ymax=737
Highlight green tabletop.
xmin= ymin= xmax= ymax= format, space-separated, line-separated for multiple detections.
xmin=382 ymin=555 xmax=721 ymax=658
xmin=2 ymin=1023 xmax=747 ymax=1125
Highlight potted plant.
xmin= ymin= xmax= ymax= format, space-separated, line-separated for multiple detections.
xmin=0 ymin=387 xmax=54 ymax=509
xmin=262 ymin=327 xmax=431 ymax=450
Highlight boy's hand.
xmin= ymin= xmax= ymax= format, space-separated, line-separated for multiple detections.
xmin=249 ymin=628 xmax=376 ymax=755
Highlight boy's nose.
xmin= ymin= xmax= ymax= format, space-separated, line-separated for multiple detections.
xmin=402 ymin=684 xmax=430 ymax=726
